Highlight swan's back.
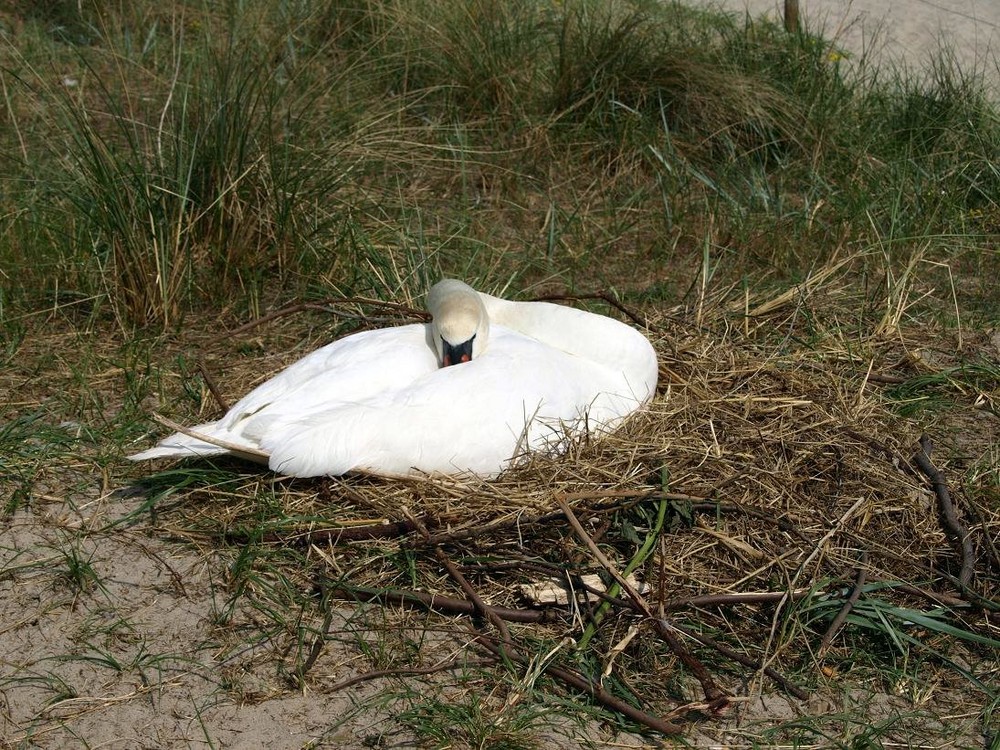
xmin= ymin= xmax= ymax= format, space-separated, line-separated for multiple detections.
xmin=263 ymin=325 xmax=646 ymax=477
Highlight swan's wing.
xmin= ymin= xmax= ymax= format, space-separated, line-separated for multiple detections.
xmin=211 ymin=323 xmax=435 ymax=439
xmin=129 ymin=323 xmax=435 ymax=461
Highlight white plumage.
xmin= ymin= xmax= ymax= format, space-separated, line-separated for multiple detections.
xmin=129 ymin=279 xmax=658 ymax=478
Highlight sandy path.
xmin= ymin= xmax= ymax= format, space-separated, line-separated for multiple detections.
xmin=691 ymin=0 xmax=1000 ymax=86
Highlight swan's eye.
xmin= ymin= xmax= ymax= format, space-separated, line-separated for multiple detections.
xmin=441 ymin=335 xmax=475 ymax=368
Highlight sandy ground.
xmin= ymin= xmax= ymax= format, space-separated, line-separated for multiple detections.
xmin=693 ymin=0 xmax=1000 ymax=87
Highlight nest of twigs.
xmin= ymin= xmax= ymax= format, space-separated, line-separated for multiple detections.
xmin=142 ymin=287 xmax=1000 ymax=737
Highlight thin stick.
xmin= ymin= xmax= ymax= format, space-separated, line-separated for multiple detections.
xmin=219 ymin=492 xmax=677 ymax=547
xmin=818 ymin=552 xmax=869 ymax=658
xmin=531 ymin=292 xmax=651 ymax=330
xmin=196 ymin=360 xmax=230 ymax=413
xmin=913 ymin=434 xmax=975 ymax=588
xmin=328 ymin=582 xmax=682 ymax=734
xmin=219 ymin=298 xmax=429 ymax=340
xmin=419 ymin=491 xmax=706 ymax=546
xmin=472 ymin=631 xmax=684 ymax=735
xmin=290 ymin=591 xmax=338 ymax=689
xmin=847 ymin=534 xmax=998 ymax=612
xmin=326 ymin=583 xmax=555 ymax=624
xmin=436 ymin=549 xmax=513 ymax=649
xmin=669 ymin=622 xmax=809 ymax=701
xmin=662 ymin=589 xmax=812 ymax=611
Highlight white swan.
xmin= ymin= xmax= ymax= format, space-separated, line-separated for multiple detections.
xmin=129 ymin=279 xmax=658 ymax=478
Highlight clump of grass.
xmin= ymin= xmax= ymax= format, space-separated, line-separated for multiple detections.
xmin=4 ymin=0 xmax=999 ymax=324
xmin=55 ymin=38 xmax=342 ymax=327
xmin=398 ymin=686 xmax=548 ymax=750
xmin=3 ymin=6 xmax=364 ymax=328
xmin=549 ymin=2 xmax=802 ymax=161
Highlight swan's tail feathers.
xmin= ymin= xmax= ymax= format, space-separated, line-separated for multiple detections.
xmin=128 ymin=413 xmax=271 ymax=465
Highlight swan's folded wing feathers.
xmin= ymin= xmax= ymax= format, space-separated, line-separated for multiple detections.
xmin=215 ymin=325 xmax=435 ymax=438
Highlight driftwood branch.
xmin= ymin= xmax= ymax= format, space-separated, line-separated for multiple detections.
xmin=913 ymin=434 xmax=975 ymax=587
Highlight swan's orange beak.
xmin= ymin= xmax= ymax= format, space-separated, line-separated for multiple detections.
xmin=441 ymin=337 xmax=475 ymax=367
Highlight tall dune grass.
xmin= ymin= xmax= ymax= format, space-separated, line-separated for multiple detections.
xmin=0 ymin=0 xmax=997 ymax=327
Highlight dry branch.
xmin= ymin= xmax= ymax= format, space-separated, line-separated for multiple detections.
xmin=436 ymin=549 xmax=513 ymax=648
xmin=818 ymin=552 xmax=869 ymax=658
xmin=669 ymin=623 xmax=810 ymax=701
xmin=913 ymin=434 xmax=975 ymax=587
xmin=472 ymin=631 xmax=684 ymax=735
xmin=326 ymin=583 xmax=555 ymax=624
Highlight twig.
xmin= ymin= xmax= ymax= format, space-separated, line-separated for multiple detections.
xmin=436 ymin=549 xmax=513 ymax=649
xmin=848 ymin=534 xmax=998 ymax=612
xmin=150 ymin=413 xmax=270 ymax=464
xmin=668 ymin=622 xmax=809 ymax=701
xmin=913 ymin=434 xmax=975 ymax=588
xmin=216 ymin=491 xmax=710 ymax=547
xmin=217 ymin=298 xmax=429 ymax=341
xmin=661 ymin=589 xmax=812 ymax=611
xmin=326 ymin=583 xmax=555 ymax=624
xmin=423 ymin=491 xmax=704 ymax=545
xmin=196 ymin=360 xmax=230 ymax=413
xmin=865 ymin=373 xmax=907 ymax=384
xmin=326 ymin=582 xmax=682 ymax=734
xmin=962 ymin=494 xmax=1000 ymax=575
xmin=222 ymin=518 xmax=428 ymax=545
xmin=818 ymin=552 xmax=869 ymax=658
xmin=289 ymin=590 xmax=338 ymax=689
xmin=557 ymin=495 xmax=729 ymax=709
xmin=531 ymin=292 xmax=652 ymax=330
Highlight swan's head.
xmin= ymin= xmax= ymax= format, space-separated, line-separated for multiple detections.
xmin=426 ymin=279 xmax=490 ymax=367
